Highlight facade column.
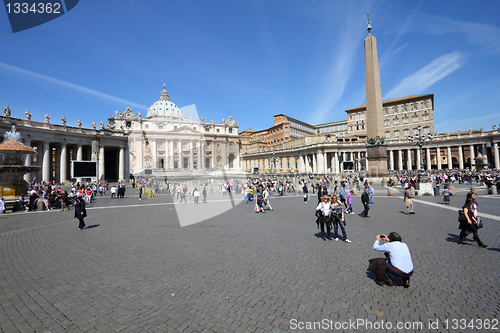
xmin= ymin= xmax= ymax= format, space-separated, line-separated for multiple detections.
xmin=168 ymin=140 xmax=174 ymax=169
xmin=469 ymin=145 xmax=475 ymax=168
xmin=54 ymin=146 xmax=61 ymax=183
xmin=211 ymin=141 xmax=216 ymax=169
xmin=458 ymin=145 xmax=464 ymax=169
xmin=298 ymin=155 xmax=304 ymax=173
xmin=447 ymin=146 xmax=452 ymax=169
xmin=151 ymin=139 xmax=157 ymax=169
xmin=426 ymin=147 xmax=431 ymax=170
xmin=42 ymin=142 xmax=50 ymax=182
xmin=222 ymin=140 xmax=228 ymax=169
xmin=98 ymin=145 xmax=105 ymax=181
xmin=198 ymin=140 xmax=203 ymax=170
xmin=406 ymin=148 xmax=412 ymax=170
xmin=389 ymin=150 xmax=394 ymax=170
xmin=494 ymin=142 xmax=500 ymax=169
xmin=76 ymin=144 xmax=83 ymax=182
xmin=119 ymin=146 xmax=125 ymax=181
xmin=61 ymin=143 xmax=68 ymax=183
xmin=416 ymin=148 xmax=421 ymax=171
xmin=437 ymin=147 xmax=442 ymax=170
xmin=397 ymin=149 xmax=403 ymax=171
xmin=24 ymin=140 xmax=32 ymax=183
xmin=189 ymin=140 xmax=194 ymax=170
xmin=317 ymin=152 xmax=324 ymax=174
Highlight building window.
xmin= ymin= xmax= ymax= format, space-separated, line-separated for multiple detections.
xmin=393 ymin=106 xmax=398 ymax=114
xmin=158 ymin=141 xmax=164 ymax=149
xmin=412 ymin=103 xmax=418 ymax=110
xmin=384 ymin=119 xmax=390 ymax=126
xmin=403 ymin=115 xmax=409 ymax=124
xmin=422 ymin=101 xmax=428 ymax=109
xmin=413 ymin=128 xmax=419 ymax=135
xmin=385 ymin=131 xmax=390 ymax=138
xmin=394 ymin=130 xmax=400 ymax=138
xmin=402 ymin=104 xmax=407 ymax=112
xmin=412 ymin=113 xmax=419 ymax=122
xmin=229 ymin=128 xmax=233 ymax=134
xmin=158 ymin=125 xmax=163 ymax=130
xmin=384 ymin=108 xmax=389 ymax=115
xmin=424 ymin=126 xmax=430 ymax=134
xmin=216 ymin=129 xmax=220 ymax=133
xmin=423 ymin=111 xmax=429 ymax=121
xmin=393 ymin=117 xmax=399 ymax=125
xmin=403 ymin=129 xmax=409 ymax=137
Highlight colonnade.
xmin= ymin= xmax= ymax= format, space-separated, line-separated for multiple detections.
xmin=133 ymin=137 xmax=240 ymax=171
xmin=23 ymin=140 xmax=128 ymax=183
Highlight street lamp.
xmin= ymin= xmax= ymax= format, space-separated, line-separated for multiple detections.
xmin=407 ymin=125 xmax=433 ymax=183
xmin=268 ymin=152 xmax=278 ymax=174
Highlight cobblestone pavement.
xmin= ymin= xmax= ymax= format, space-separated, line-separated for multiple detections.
xmin=0 ymin=184 xmax=498 ymax=332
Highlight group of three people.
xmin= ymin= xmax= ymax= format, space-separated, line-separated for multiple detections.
xmin=316 ymin=195 xmax=351 ymax=242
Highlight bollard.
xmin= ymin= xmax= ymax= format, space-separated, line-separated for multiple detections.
xmin=387 ymin=187 xmax=394 ymax=196
xmin=470 ymin=185 xmax=478 ymax=194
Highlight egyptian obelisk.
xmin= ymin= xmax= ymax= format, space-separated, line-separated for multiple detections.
xmin=364 ymin=14 xmax=388 ymax=177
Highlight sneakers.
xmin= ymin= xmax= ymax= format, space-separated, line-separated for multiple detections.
xmin=345 ymin=239 xmax=351 ymax=243
xmin=335 ymin=238 xmax=339 ymax=241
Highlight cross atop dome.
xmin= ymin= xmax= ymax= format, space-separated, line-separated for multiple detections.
xmin=160 ymin=84 xmax=170 ymax=101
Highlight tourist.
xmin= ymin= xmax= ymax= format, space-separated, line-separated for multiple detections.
xmin=202 ymin=187 xmax=207 ymax=203
xmin=458 ymin=198 xmax=487 ymax=247
xmin=315 ymin=195 xmax=331 ymax=240
xmin=263 ymin=186 xmax=273 ymax=211
xmin=74 ymin=197 xmax=87 ymax=230
xmin=403 ymin=186 xmax=414 ymax=214
xmin=442 ymin=186 xmax=451 ymax=204
xmin=370 ymin=232 xmax=413 ymax=288
xmin=193 ymin=188 xmax=200 ymax=204
xmin=330 ymin=195 xmax=350 ymax=242
xmin=110 ymin=185 xmax=117 ymax=199
xmin=360 ymin=187 xmax=370 ymax=217
xmin=345 ymin=190 xmax=354 ymax=214
xmin=302 ymin=182 xmax=309 ymax=204
xmin=368 ymin=183 xmax=374 ymax=204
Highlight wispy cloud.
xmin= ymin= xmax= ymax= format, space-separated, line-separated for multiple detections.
xmin=0 ymin=62 xmax=148 ymax=110
xmin=307 ymin=8 xmax=366 ymax=124
xmin=385 ymin=51 xmax=466 ymax=99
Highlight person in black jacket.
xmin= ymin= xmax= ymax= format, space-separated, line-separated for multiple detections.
xmin=74 ymin=197 xmax=87 ymax=230
xmin=360 ymin=187 xmax=370 ymax=217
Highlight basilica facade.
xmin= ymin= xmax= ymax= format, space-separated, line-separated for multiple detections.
xmin=109 ymin=86 xmax=241 ymax=175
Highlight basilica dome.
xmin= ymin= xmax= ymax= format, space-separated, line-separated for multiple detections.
xmin=146 ymin=85 xmax=183 ymax=119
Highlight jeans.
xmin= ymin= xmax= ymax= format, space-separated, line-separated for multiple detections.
xmin=361 ymin=203 xmax=370 ymax=216
xmin=333 ymin=219 xmax=347 ymax=240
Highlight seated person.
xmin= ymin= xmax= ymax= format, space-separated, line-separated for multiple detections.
xmin=370 ymin=232 xmax=413 ymax=288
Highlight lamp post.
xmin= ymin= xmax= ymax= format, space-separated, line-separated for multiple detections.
xmin=268 ymin=152 xmax=278 ymax=174
xmin=407 ymin=126 xmax=433 ymax=183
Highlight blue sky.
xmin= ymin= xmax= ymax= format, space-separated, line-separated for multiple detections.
xmin=0 ymin=0 xmax=499 ymax=133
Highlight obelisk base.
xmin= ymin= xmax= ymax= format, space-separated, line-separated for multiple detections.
xmin=366 ymin=145 xmax=388 ymax=177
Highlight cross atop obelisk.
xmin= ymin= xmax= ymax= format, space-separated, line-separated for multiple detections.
xmin=364 ymin=15 xmax=388 ymax=177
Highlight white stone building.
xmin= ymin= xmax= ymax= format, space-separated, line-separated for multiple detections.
xmin=109 ymin=86 xmax=241 ymax=175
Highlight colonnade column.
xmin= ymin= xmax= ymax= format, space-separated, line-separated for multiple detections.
xmin=76 ymin=144 xmax=83 ymax=182
xmin=211 ymin=141 xmax=216 ymax=169
xmin=436 ymin=147 xmax=442 ymax=170
xmin=406 ymin=149 xmax=412 ymax=170
xmin=98 ymin=145 xmax=105 ymax=181
xmin=24 ymin=140 xmax=32 ymax=183
xmin=119 ymin=146 xmax=125 ymax=181
xmin=298 ymin=155 xmax=304 ymax=173
xmin=416 ymin=148 xmax=421 ymax=171
xmin=458 ymin=145 xmax=464 ymax=169
xmin=426 ymin=147 xmax=431 ymax=170
xmin=494 ymin=142 xmax=500 ymax=169
xmin=447 ymin=146 xmax=452 ymax=169
xmin=42 ymin=142 xmax=50 ymax=182
xmin=317 ymin=152 xmax=324 ymax=174
xmin=398 ymin=150 xmax=403 ymax=171
xmin=388 ymin=149 xmax=394 ymax=170
xmin=189 ymin=140 xmax=194 ymax=170
xmin=61 ymin=143 xmax=68 ymax=183
xmin=469 ymin=145 xmax=475 ymax=168
xmin=168 ymin=140 xmax=174 ymax=169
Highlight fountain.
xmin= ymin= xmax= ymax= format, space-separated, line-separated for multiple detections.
xmin=0 ymin=126 xmax=40 ymax=198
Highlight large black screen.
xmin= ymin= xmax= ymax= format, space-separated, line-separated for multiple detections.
xmin=71 ymin=161 xmax=97 ymax=178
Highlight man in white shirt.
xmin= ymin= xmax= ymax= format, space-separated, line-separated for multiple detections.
xmin=372 ymin=232 xmax=413 ymax=288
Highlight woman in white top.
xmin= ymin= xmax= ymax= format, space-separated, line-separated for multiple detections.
xmin=316 ymin=195 xmax=331 ymax=240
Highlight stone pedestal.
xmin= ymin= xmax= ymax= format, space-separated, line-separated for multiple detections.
xmin=416 ymin=182 xmax=433 ymax=196
xmin=366 ymin=145 xmax=388 ymax=177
